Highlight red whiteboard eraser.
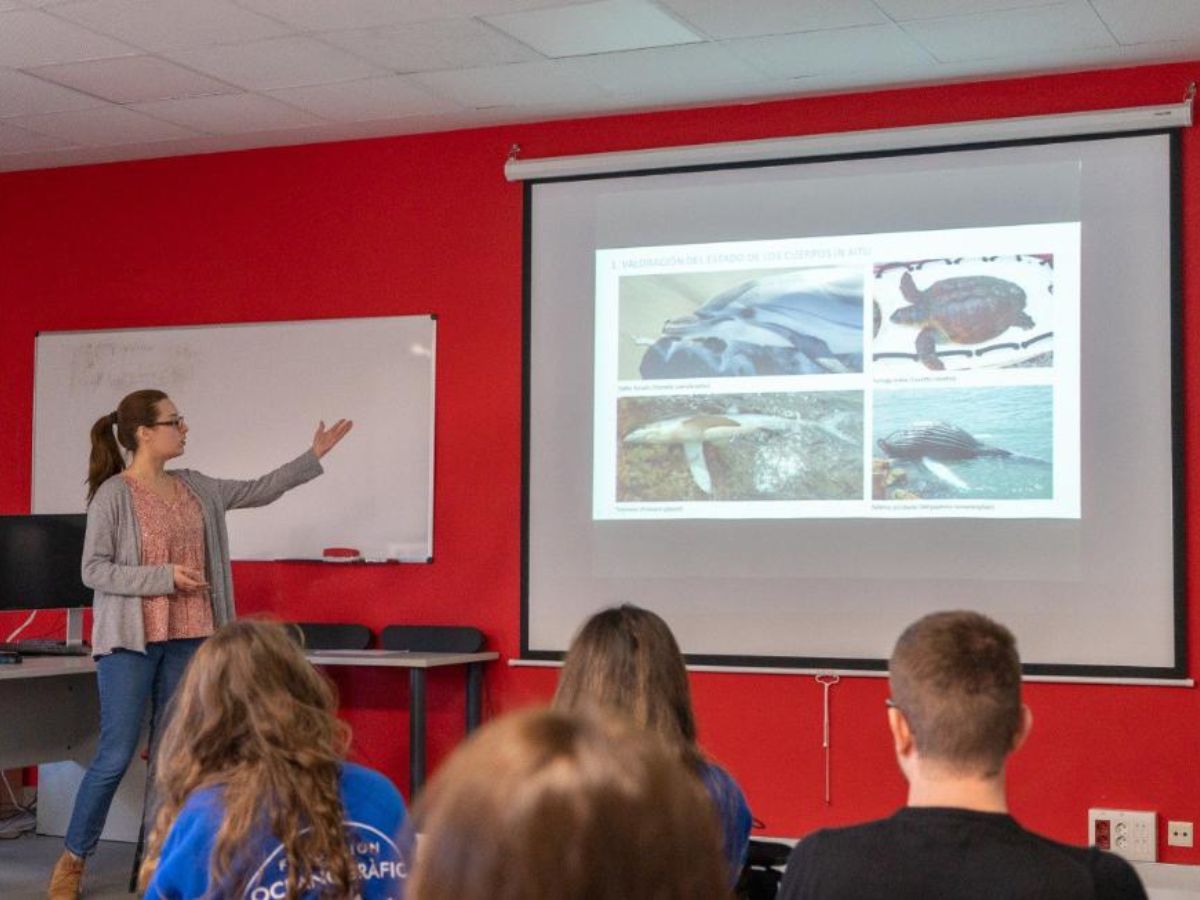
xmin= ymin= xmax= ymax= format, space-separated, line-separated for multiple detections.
xmin=322 ymin=547 xmax=363 ymax=562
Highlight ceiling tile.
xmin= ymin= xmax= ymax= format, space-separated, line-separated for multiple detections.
xmin=49 ymin=0 xmax=292 ymax=51
xmin=659 ymin=0 xmax=886 ymax=40
xmin=1091 ymin=0 xmax=1200 ymax=45
xmin=873 ymin=0 xmax=1061 ymax=20
xmin=903 ymin=0 xmax=1116 ymax=62
xmin=0 ymin=9 xmax=135 ymax=67
xmin=28 ymin=55 xmax=239 ymax=103
xmin=0 ymin=118 xmax=76 ymax=152
xmin=0 ymin=68 xmax=105 ymax=117
xmin=726 ymin=24 xmax=934 ymax=79
xmin=483 ymin=0 xmax=704 ymax=57
xmin=412 ymin=59 xmax=608 ymax=108
xmin=318 ymin=19 xmax=542 ymax=72
xmin=164 ymin=36 xmax=385 ymax=90
xmin=268 ymin=76 xmax=459 ymax=121
xmin=452 ymin=0 xmax=597 ymax=13
xmin=556 ymin=42 xmax=767 ymax=96
xmin=232 ymin=0 xmax=452 ymax=31
xmin=129 ymin=92 xmax=325 ymax=133
xmin=8 ymin=104 xmax=201 ymax=144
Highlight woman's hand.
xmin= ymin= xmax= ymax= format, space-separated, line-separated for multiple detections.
xmin=312 ymin=419 xmax=353 ymax=459
xmin=173 ymin=565 xmax=208 ymax=592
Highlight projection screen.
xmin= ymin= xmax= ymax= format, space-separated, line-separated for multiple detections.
xmin=523 ymin=129 xmax=1184 ymax=678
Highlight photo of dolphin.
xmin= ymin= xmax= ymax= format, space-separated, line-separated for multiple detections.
xmin=873 ymin=387 xmax=1052 ymax=500
xmin=620 ymin=266 xmax=864 ymax=380
xmin=618 ymin=392 xmax=863 ymax=502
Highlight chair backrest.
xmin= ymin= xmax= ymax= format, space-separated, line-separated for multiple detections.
xmin=379 ymin=625 xmax=485 ymax=654
xmin=288 ymin=622 xmax=372 ymax=651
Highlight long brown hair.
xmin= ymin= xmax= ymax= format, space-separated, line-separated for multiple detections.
xmin=138 ymin=619 xmax=357 ymax=899
xmin=86 ymin=388 xmax=166 ymax=503
xmin=552 ymin=604 xmax=704 ymax=771
xmin=409 ymin=708 xmax=728 ymax=900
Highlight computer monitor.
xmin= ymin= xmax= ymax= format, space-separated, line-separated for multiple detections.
xmin=0 ymin=514 xmax=90 ymax=646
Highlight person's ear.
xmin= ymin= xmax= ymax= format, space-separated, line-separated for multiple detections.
xmin=888 ymin=706 xmax=914 ymax=759
xmin=1011 ymin=703 xmax=1033 ymax=753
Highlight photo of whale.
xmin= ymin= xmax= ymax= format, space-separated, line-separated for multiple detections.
xmin=872 ymin=386 xmax=1053 ymax=501
xmin=618 ymin=266 xmax=864 ymax=381
xmin=617 ymin=391 xmax=863 ymax=502
xmin=872 ymin=254 xmax=1055 ymax=372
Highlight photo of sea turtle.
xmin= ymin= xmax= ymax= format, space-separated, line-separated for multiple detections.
xmin=872 ymin=386 xmax=1053 ymax=501
xmin=872 ymin=255 xmax=1054 ymax=371
xmin=617 ymin=392 xmax=863 ymax=502
xmin=618 ymin=266 xmax=864 ymax=381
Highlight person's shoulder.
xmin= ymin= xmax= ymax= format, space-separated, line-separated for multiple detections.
xmin=778 ymin=819 xmax=896 ymax=900
xmin=787 ymin=816 xmax=895 ymax=864
xmin=341 ymin=763 xmax=405 ymax=818
xmin=1033 ymin=836 xmax=1147 ymax=899
xmin=174 ymin=783 xmax=226 ymax=827
xmin=342 ymin=762 xmax=400 ymax=795
xmin=699 ymin=760 xmax=744 ymax=798
xmin=90 ymin=474 xmax=130 ymax=504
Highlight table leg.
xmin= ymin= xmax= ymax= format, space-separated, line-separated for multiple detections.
xmin=466 ymin=662 xmax=483 ymax=733
xmin=409 ymin=669 xmax=427 ymax=794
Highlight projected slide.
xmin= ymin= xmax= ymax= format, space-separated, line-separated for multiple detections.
xmin=594 ymin=223 xmax=1080 ymax=520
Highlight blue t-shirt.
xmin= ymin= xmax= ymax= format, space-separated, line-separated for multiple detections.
xmin=147 ymin=763 xmax=407 ymax=900
xmin=699 ymin=761 xmax=753 ymax=884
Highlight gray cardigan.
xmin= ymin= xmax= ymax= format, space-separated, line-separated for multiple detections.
xmin=82 ymin=450 xmax=324 ymax=657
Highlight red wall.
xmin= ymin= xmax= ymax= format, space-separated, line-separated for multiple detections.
xmin=2 ymin=60 xmax=1197 ymax=862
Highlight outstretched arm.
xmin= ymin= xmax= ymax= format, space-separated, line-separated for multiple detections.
xmin=312 ymin=418 xmax=353 ymax=459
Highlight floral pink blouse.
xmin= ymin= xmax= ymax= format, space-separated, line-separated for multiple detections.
xmin=124 ymin=473 xmax=214 ymax=643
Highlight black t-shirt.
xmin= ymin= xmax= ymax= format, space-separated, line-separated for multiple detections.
xmin=777 ymin=807 xmax=1147 ymax=900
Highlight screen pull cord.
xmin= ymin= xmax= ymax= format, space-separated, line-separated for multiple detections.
xmin=815 ymin=674 xmax=840 ymax=805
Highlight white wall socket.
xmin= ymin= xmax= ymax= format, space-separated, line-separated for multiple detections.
xmin=1167 ymin=821 xmax=1194 ymax=848
xmin=1088 ymin=808 xmax=1157 ymax=862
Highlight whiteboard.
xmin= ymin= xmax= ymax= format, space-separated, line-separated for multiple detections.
xmin=33 ymin=317 xmax=435 ymax=562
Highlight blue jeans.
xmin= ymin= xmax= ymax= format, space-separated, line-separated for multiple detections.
xmin=64 ymin=639 xmax=204 ymax=857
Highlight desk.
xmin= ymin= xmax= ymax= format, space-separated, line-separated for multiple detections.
xmin=0 ymin=657 xmax=145 ymax=842
xmin=306 ymin=649 xmax=499 ymax=792
xmin=0 ymin=656 xmax=97 ymax=770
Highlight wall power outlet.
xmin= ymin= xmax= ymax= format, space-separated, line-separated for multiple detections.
xmin=1167 ymin=821 xmax=1194 ymax=848
xmin=1088 ymin=808 xmax=1157 ymax=862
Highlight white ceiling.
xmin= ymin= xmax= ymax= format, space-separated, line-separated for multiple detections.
xmin=0 ymin=0 xmax=1197 ymax=173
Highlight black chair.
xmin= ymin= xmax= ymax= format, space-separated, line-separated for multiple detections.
xmin=288 ymin=621 xmax=372 ymax=650
xmin=736 ymin=839 xmax=791 ymax=900
xmin=379 ymin=625 xmax=484 ymax=654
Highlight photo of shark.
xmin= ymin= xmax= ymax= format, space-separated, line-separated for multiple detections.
xmin=617 ymin=391 xmax=863 ymax=502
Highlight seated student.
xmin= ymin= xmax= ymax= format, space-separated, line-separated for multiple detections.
xmin=778 ymin=610 xmax=1147 ymax=900
xmin=552 ymin=604 xmax=752 ymax=883
xmin=407 ymin=707 xmax=728 ymax=900
xmin=139 ymin=619 xmax=408 ymax=900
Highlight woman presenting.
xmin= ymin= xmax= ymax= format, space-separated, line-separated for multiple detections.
xmin=48 ymin=388 xmax=351 ymax=899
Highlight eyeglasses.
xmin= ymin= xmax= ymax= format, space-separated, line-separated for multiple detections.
xmin=149 ymin=416 xmax=185 ymax=430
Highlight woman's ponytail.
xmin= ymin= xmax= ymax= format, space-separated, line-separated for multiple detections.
xmin=86 ymin=411 xmax=124 ymax=503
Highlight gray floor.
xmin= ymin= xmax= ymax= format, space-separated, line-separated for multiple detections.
xmin=0 ymin=831 xmax=136 ymax=899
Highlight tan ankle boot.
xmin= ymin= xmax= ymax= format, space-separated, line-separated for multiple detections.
xmin=47 ymin=850 xmax=84 ymax=899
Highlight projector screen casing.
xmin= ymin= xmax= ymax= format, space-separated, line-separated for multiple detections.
xmin=522 ymin=131 xmax=1185 ymax=679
